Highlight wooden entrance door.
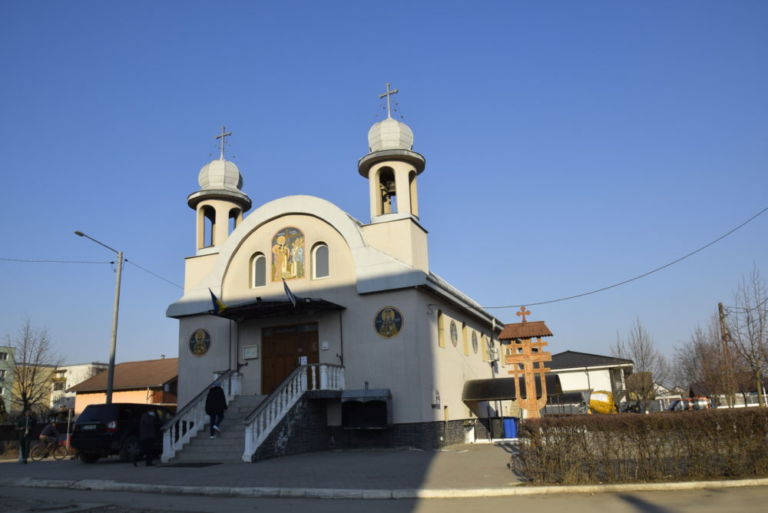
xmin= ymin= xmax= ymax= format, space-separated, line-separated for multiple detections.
xmin=261 ymin=323 xmax=319 ymax=394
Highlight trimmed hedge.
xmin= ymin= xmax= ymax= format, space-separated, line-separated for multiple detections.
xmin=513 ymin=408 xmax=768 ymax=484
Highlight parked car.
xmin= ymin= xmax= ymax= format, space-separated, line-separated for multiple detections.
xmin=667 ymin=397 xmax=712 ymax=412
xmin=71 ymin=403 xmax=173 ymax=463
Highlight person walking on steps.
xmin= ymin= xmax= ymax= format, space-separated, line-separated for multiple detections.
xmin=205 ymin=381 xmax=227 ymax=439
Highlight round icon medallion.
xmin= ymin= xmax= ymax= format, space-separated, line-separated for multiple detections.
xmin=375 ymin=307 xmax=403 ymax=338
xmin=189 ymin=329 xmax=211 ymax=356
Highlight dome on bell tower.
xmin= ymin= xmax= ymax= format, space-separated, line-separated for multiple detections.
xmin=367 ymin=117 xmax=414 ymax=152
xmin=197 ymin=158 xmax=243 ymax=191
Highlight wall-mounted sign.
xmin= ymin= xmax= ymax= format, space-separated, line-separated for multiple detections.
xmin=189 ymin=329 xmax=211 ymax=356
xmin=242 ymin=345 xmax=259 ymax=360
xmin=374 ymin=307 xmax=403 ymax=338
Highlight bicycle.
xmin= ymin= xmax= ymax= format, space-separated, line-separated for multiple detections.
xmin=29 ymin=438 xmax=69 ymax=461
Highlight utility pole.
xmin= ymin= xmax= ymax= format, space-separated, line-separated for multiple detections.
xmin=718 ymin=302 xmax=736 ymax=408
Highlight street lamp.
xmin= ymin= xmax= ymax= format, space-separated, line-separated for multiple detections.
xmin=74 ymin=231 xmax=123 ymax=405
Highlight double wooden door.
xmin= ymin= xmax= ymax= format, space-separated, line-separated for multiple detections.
xmin=261 ymin=323 xmax=319 ymax=394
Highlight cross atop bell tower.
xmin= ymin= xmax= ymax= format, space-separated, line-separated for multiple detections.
xmin=215 ymin=125 xmax=232 ymax=160
xmin=379 ymin=83 xmax=399 ymax=119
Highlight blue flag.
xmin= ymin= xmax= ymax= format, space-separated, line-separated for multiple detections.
xmin=282 ymin=279 xmax=298 ymax=308
xmin=209 ymin=289 xmax=228 ymax=314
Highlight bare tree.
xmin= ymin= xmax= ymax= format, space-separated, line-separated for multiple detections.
xmin=728 ymin=267 xmax=768 ymax=407
xmin=672 ymin=315 xmax=747 ymax=405
xmin=5 ymin=319 xmax=61 ymax=413
xmin=612 ymin=319 xmax=669 ymax=411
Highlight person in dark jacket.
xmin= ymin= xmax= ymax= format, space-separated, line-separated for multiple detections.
xmin=205 ymin=382 xmax=227 ymax=438
xmin=16 ymin=409 xmax=37 ymax=464
xmin=134 ymin=410 xmax=159 ymax=466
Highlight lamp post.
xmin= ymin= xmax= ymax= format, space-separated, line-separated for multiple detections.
xmin=74 ymin=231 xmax=123 ymax=404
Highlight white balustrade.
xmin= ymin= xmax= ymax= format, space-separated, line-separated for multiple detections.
xmin=241 ymin=364 xmax=344 ymax=462
xmin=161 ymin=371 xmax=241 ymax=463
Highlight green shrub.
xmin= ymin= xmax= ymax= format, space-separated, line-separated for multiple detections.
xmin=514 ymin=408 xmax=768 ymax=484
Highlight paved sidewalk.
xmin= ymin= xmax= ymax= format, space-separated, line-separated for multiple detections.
xmin=1 ymin=443 xmax=766 ymax=500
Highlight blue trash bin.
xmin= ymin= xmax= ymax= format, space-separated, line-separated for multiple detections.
xmin=502 ymin=417 xmax=517 ymax=438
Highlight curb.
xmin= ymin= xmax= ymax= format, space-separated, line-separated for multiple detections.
xmin=2 ymin=477 xmax=768 ymax=499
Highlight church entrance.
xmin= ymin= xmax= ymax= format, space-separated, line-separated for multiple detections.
xmin=261 ymin=322 xmax=319 ymax=395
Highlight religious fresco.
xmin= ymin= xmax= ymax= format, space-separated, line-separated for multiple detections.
xmin=271 ymin=227 xmax=305 ymax=281
xmin=375 ymin=307 xmax=403 ymax=338
xmin=189 ymin=329 xmax=211 ymax=356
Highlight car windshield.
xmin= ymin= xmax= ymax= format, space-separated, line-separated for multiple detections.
xmin=76 ymin=405 xmax=118 ymax=423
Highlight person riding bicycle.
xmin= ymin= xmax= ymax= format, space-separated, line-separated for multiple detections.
xmin=39 ymin=421 xmax=60 ymax=449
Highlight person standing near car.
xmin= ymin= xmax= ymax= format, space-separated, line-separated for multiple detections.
xmin=205 ymin=381 xmax=227 ymax=439
xmin=15 ymin=409 xmax=37 ymax=464
xmin=134 ymin=410 xmax=160 ymax=467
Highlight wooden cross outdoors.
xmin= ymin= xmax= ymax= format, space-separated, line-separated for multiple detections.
xmin=379 ymin=83 xmax=399 ymax=119
xmin=516 ymin=306 xmax=531 ymax=323
xmin=215 ymin=125 xmax=232 ymax=160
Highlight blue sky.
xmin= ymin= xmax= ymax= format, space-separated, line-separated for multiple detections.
xmin=1 ymin=1 xmax=766 ymax=367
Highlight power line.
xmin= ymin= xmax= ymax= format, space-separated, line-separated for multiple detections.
xmin=0 ymin=256 xmax=181 ymax=289
xmin=125 ymin=259 xmax=182 ymax=289
xmin=483 ymin=205 xmax=768 ymax=310
xmin=0 ymin=257 xmax=112 ymax=265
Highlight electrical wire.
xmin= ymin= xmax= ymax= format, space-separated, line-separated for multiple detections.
xmin=125 ymin=259 xmax=182 ymax=289
xmin=483 ymin=205 xmax=768 ymax=309
xmin=0 ymin=257 xmax=112 ymax=265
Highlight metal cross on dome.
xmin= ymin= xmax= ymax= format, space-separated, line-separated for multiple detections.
xmin=215 ymin=125 xmax=232 ymax=160
xmin=379 ymin=83 xmax=399 ymax=119
xmin=516 ymin=306 xmax=532 ymax=323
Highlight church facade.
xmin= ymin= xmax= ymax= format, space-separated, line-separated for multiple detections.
xmin=167 ymin=89 xmax=504 ymax=451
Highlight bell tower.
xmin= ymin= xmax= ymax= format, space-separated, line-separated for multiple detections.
xmin=359 ymin=85 xmax=429 ymax=271
xmin=187 ymin=127 xmax=252 ymax=253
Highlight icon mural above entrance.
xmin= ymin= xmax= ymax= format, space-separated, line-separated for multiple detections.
xmin=375 ymin=307 xmax=403 ymax=338
xmin=189 ymin=329 xmax=211 ymax=356
xmin=271 ymin=227 xmax=304 ymax=281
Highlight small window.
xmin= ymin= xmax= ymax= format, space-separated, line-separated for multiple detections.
xmin=53 ymin=381 xmax=65 ymax=391
xmin=312 ymin=243 xmax=329 ymax=279
xmin=251 ymin=253 xmax=266 ymax=287
xmin=0 ymin=369 xmax=5 ymax=378
xmin=0 ymin=352 xmax=7 ymax=360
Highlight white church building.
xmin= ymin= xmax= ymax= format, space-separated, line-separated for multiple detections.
xmin=164 ymin=88 xmax=506 ymax=462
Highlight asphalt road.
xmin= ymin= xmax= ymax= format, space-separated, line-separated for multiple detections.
xmin=1 ymin=485 xmax=767 ymax=513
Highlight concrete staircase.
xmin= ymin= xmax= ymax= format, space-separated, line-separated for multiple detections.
xmin=169 ymin=394 xmax=265 ymax=463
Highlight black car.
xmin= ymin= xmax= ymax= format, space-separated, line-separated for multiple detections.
xmin=71 ymin=403 xmax=173 ymax=463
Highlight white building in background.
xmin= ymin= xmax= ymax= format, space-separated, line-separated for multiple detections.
xmin=166 ymin=87 xmax=506 ymax=459
xmin=51 ymin=362 xmax=108 ymax=409
xmin=548 ymin=350 xmax=633 ymax=400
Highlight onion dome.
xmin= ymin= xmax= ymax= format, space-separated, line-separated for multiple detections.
xmin=367 ymin=117 xmax=414 ymax=152
xmin=197 ymin=158 xmax=243 ymax=191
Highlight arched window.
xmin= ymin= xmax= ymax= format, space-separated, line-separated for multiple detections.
xmin=251 ymin=253 xmax=266 ymax=287
xmin=228 ymin=208 xmax=240 ymax=235
xmin=377 ymin=167 xmax=397 ymax=215
xmin=201 ymin=206 xmax=216 ymax=248
xmin=437 ymin=310 xmax=445 ymax=348
xmin=312 ymin=243 xmax=329 ymax=279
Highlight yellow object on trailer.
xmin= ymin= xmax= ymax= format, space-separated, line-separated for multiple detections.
xmin=588 ymin=390 xmax=617 ymax=414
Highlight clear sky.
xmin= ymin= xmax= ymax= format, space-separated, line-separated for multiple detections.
xmin=1 ymin=1 xmax=766 ymax=368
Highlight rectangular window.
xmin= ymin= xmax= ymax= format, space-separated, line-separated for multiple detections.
xmin=0 ymin=369 xmax=5 ymax=378
xmin=0 ymin=352 xmax=7 ymax=360
xmin=53 ymin=382 xmax=65 ymax=391
xmin=437 ymin=312 xmax=445 ymax=348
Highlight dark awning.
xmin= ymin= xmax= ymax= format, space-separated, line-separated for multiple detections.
xmin=212 ymin=297 xmax=345 ymax=322
xmin=341 ymin=389 xmax=391 ymax=403
xmin=462 ymin=374 xmax=562 ymax=402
